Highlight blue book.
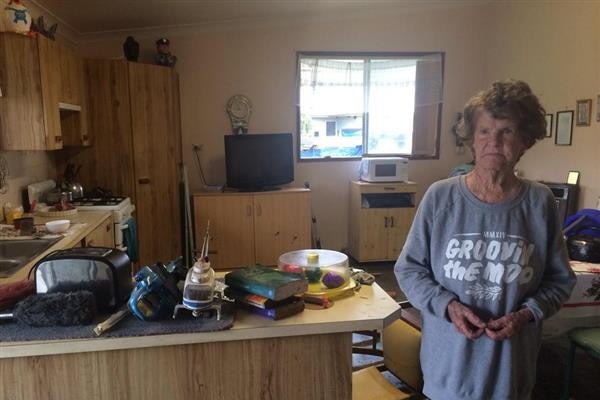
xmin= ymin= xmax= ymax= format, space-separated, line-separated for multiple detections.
xmin=224 ymin=266 xmax=308 ymax=301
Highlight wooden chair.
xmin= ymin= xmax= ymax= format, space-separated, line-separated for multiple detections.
xmin=561 ymin=327 xmax=600 ymax=400
xmin=352 ymin=303 xmax=423 ymax=400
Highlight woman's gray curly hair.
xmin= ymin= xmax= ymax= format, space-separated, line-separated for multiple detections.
xmin=457 ymin=79 xmax=547 ymax=149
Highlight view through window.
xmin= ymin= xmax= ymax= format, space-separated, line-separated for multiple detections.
xmin=297 ymin=52 xmax=444 ymax=160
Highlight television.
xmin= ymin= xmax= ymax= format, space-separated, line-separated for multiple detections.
xmin=224 ymin=133 xmax=294 ymax=191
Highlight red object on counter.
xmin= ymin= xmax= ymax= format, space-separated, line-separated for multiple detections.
xmin=0 ymin=279 xmax=35 ymax=310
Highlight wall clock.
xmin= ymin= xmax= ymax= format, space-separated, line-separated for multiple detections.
xmin=226 ymin=95 xmax=252 ymax=134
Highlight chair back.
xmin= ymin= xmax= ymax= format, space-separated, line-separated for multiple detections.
xmin=382 ymin=318 xmax=423 ymax=391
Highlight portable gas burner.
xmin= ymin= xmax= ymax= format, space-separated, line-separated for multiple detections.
xmin=172 ymin=222 xmax=223 ymax=319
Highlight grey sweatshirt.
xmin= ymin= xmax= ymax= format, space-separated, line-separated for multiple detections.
xmin=394 ymin=175 xmax=576 ymax=400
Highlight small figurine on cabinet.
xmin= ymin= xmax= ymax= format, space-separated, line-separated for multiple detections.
xmin=123 ymin=36 xmax=140 ymax=62
xmin=30 ymin=15 xmax=58 ymax=40
xmin=3 ymin=0 xmax=31 ymax=35
xmin=155 ymin=37 xmax=177 ymax=67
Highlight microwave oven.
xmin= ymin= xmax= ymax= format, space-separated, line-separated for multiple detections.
xmin=359 ymin=157 xmax=408 ymax=182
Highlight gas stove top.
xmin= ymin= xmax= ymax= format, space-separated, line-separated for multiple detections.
xmin=71 ymin=196 xmax=130 ymax=210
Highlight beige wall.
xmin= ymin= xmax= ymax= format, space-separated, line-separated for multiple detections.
xmin=77 ymin=4 xmax=487 ymax=251
xmin=484 ymin=0 xmax=600 ymax=210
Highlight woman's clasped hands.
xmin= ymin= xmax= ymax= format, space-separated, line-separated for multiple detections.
xmin=447 ymin=299 xmax=533 ymax=340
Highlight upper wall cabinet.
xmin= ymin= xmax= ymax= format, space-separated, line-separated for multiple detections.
xmin=0 ymin=33 xmax=88 ymax=150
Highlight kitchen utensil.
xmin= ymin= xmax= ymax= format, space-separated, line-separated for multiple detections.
xmin=45 ymin=219 xmax=70 ymax=234
xmin=94 ymin=305 xmax=130 ymax=336
xmin=33 ymin=247 xmax=132 ymax=312
xmin=0 ymin=291 xmax=96 ymax=326
xmin=173 ymin=223 xmax=220 ymax=319
xmin=45 ymin=188 xmax=72 ymax=204
xmin=67 ymin=182 xmax=84 ymax=199
xmin=62 ymin=164 xmax=84 ymax=199
xmin=567 ymin=235 xmax=600 ymax=263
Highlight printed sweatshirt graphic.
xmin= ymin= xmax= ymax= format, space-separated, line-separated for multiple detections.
xmin=443 ymin=232 xmax=535 ymax=301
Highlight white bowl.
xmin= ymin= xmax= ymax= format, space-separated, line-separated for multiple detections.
xmin=45 ymin=219 xmax=70 ymax=234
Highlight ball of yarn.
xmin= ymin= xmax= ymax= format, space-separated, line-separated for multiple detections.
xmin=322 ymin=271 xmax=345 ymax=289
xmin=305 ymin=267 xmax=323 ymax=283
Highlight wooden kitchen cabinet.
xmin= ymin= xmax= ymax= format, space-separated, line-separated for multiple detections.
xmin=65 ymin=60 xmax=182 ymax=268
xmin=0 ymin=33 xmax=88 ymax=150
xmin=193 ymin=189 xmax=311 ymax=269
xmin=348 ymin=181 xmax=417 ymax=262
xmin=81 ymin=215 xmax=115 ymax=248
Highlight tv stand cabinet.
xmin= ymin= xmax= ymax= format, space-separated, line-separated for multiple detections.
xmin=348 ymin=181 xmax=417 ymax=262
xmin=193 ymin=188 xmax=311 ymax=269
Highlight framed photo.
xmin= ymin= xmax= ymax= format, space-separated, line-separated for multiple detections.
xmin=555 ymin=110 xmax=573 ymax=146
xmin=544 ymin=114 xmax=553 ymax=138
xmin=576 ymin=99 xmax=592 ymax=126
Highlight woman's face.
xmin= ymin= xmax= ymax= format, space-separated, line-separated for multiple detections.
xmin=472 ymin=110 xmax=525 ymax=173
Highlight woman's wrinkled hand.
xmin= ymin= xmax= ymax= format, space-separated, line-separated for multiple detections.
xmin=485 ymin=308 xmax=533 ymax=340
xmin=447 ymin=300 xmax=487 ymax=339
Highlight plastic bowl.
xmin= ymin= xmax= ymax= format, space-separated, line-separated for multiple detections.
xmin=45 ymin=219 xmax=70 ymax=234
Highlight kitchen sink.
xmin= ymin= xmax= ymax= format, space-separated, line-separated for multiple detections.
xmin=0 ymin=238 xmax=62 ymax=278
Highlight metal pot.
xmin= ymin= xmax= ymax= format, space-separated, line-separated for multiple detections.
xmin=68 ymin=182 xmax=84 ymax=199
xmin=45 ymin=189 xmax=72 ymax=205
xmin=567 ymin=234 xmax=600 ymax=263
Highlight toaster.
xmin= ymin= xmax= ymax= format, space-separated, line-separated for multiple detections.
xmin=33 ymin=247 xmax=133 ymax=312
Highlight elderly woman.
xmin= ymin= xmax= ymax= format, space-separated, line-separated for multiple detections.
xmin=395 ymin=80 xmax=576 ymax=400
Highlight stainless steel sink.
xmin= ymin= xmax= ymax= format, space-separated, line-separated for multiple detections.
xmin=0 ymin=238 xmax=62 ymax=278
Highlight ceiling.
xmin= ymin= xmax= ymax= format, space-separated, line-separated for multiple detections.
xmin=30 ymin=0 xmax=488 ymax=36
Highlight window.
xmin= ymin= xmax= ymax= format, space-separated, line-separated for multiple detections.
xmin=297 ymin=52 xmax=444 ymax=160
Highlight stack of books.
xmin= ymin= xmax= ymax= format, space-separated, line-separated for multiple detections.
xmin=224 ymin=266 xmax=309 ymax=320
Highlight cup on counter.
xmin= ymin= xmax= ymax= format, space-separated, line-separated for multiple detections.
xmin=13 ymin=217 xmax=34 ymax=235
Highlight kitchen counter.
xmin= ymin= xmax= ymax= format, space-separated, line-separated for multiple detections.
xmin=0 ymin=211 xmax=112 ymax=284
xmin=0 ymin=283 xmax=400 ymax=400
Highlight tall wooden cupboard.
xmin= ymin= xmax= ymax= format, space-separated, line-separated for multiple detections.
xmin=66 ymin=60 xmax=182 ymax=268
xmin=193 ymin=189 xmax=311 ymax=270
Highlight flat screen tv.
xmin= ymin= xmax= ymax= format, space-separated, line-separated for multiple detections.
xmin=224 ymin=133 xmax=294 ymax=191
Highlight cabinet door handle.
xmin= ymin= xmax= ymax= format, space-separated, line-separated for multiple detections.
xmin=384 ymin=216 xmax=388 ymax=228
xmin=246 ymin=205 xmax=252 ymax=217
xmin=55 ymin=136 xmax=63 ymax=142
xmin=390 ymin=216 xmax=395 ymax=228
xmin=256 ymin=204 xmax=262 ymax=217
xmin=138 ymin=177 xmax=151 ymax=184
xmin=383 ymin=186 xmax=396 ymax=191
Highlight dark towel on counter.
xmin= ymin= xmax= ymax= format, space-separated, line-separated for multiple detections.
xmin=0 ymin=301 xmax=235 ymax=342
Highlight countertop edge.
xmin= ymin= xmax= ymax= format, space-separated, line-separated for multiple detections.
xmin=0 ymin=284 xmax=401 ymax=359
xmin=0 ymin=211 xmax=112 ymax=284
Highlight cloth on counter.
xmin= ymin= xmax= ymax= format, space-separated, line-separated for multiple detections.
xmin=564 ymin=209 xmax=600 ymax=237
xmin=0 ymin=300 xmax=235 ymax=342
xmin=565 ymin=261 xmax=600 ymax=306
xmin=123 ymin=217 xmax=138 ymax=262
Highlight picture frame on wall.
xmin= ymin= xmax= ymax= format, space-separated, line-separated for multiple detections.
xmin=555 ymin=110 xmax=574 ymax=146
xmin=544 ymin=114 xmax=553 ymax=138
xmin=576 ymin=99 xmax=592 ymax=126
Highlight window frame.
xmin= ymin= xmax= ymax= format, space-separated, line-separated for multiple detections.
xmin=295 ymin=51 xmax=444 ymax=162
